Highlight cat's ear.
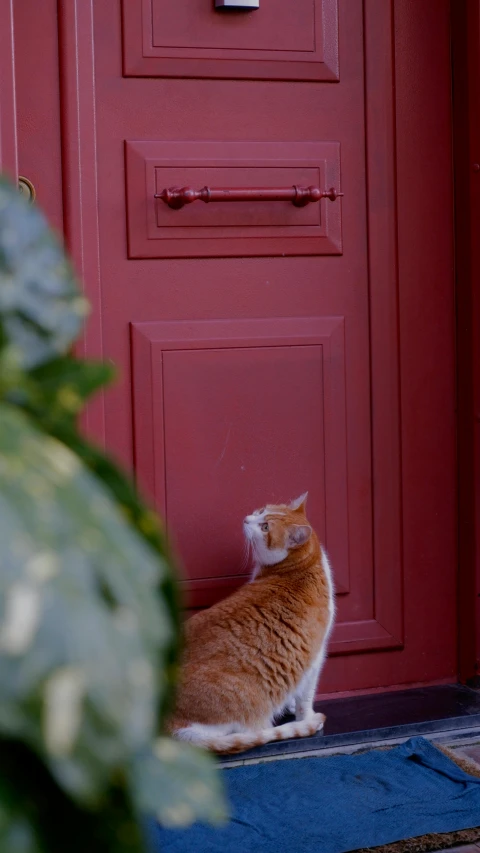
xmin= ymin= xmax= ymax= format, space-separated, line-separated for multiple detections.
xmin=290 ymin=492 xmax=308 ymax=514
xmin=286 ymin=524 xmax=312 ymax=549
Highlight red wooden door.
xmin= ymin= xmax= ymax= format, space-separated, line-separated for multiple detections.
xmin=453 ymin=0 xmax=480 ymax=684
xmin=56 ymin=0 xmax=456 ymax=694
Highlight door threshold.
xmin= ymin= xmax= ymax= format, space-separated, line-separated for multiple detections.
xmin=221 ymin=727 xmax=480 ymax=768
xmin=218 ymin=684 xmax=480 ymax=765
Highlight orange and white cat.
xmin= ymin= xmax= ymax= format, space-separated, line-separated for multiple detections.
xmin=167 ymin=493 xmax=335 ymax=754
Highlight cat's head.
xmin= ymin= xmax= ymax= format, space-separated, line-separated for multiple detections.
xmin=243 ymin=493 xmax=312 ymax=566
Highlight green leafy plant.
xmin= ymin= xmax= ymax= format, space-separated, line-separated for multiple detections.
xmin=0 ymin=176 xmax=226 ymax=853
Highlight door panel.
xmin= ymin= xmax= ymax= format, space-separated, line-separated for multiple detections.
xmin=125 ymin=140 xmax=342 ymax=257
xmin=59 ymin=0 xmax=456 ymax=693
xmin=131 ymin=317 xmax=349 ymax=597
xmin=122 ymin=0 xmax=339 ymax=81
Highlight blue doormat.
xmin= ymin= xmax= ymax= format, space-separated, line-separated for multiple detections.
xmin=146 ymin=737 xmax=480 ymax=853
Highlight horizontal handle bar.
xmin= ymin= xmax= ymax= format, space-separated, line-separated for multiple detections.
xmin=154 ymin=185 xmax=344 ymax=210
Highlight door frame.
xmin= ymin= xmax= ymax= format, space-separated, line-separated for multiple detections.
xmin=451 ymin=0 xmax=480 ymax=685
xmin=58 ymin=0 xmax=106 ymax=448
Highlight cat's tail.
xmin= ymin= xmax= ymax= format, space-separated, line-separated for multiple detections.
xmin=174 ymin=712 xmax=326 ymax=755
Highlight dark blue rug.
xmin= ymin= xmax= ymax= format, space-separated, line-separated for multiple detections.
xmin=146 ymin=737 xmax=480 ymax=853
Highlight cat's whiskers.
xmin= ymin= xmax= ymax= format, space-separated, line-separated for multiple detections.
xmin=238 ymin=539 xmax=251 ymax=574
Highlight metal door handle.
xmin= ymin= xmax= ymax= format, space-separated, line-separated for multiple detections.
xmin=155 ymin=185 xmax=343 ymax=210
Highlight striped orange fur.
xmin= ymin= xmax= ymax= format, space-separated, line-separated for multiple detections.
xmin=167 ymin=493 xmax=335 ymax=754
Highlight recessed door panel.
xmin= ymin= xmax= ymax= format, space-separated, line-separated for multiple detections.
xmin=131 ymin=317 xmax=350 ymax=602
xmin=125 ymin=140 xmax=342 ymax=258
xmin=122 ymin=0 xmax=339 ymax=81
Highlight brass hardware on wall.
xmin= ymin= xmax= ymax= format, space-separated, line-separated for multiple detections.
xmin=18 ymin=176 xmax=36 ymax=203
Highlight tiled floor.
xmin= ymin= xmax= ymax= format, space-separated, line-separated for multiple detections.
xmin=439 ymin=846 xmax=480 ymax=853
xmin=454 ymin=744 xmax=480 ymax=766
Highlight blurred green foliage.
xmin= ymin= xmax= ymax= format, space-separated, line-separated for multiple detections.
xmin=0 ymin=177 xmax=226 ymax=853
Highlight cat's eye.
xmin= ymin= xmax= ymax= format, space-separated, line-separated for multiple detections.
xmin=260 ymin=523 xmax=269 ymax=532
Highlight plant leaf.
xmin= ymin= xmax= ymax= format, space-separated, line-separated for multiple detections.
xmin=0 ymin=177 xmax=87 ymax=369
xmin=0 ymin=404 xmax=172 ymax=804
xmin=14 ymin=415 xmax=183 ymax=722
xmin=131 ymin=738 xmax=228 ymax=829
xmin=0 ymin=174 xmax=225 ymax=850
